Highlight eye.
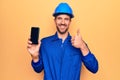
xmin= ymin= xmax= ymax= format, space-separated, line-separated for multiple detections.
xmin=57 ymin=17 xmax=62 ymax=20
xmin=65 ymin=18 xmax=70 ymax=21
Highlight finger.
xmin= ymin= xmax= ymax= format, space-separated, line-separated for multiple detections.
xmin=71 ymin=40 xmax=73 ymax=44
xmin=27 ymin=44 xmax=32 ymax=48
xmin=28 ymin=38 xmax=32 ymax=44
xmin=71 ymin=41 xmax=75 ymax=46
xmin=71 ymin=36 xmax=75 ymax=41
xmin=71 ymin=38 xmax=74 ymax=42
xmin=28 ymin=40 xmax=32 ymax=44
xmin=71 ymin=39 xmax=74 ymax=43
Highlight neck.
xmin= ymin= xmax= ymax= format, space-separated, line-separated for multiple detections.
xmin=57 ymin=32 xmax=68 ymax=42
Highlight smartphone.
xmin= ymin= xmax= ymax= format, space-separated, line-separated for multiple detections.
xmin=30 ymin=27 xmax=39 ymax=44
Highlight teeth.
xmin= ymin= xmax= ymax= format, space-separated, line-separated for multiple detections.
xmin=60 ymin=25 xmax=65 ymax=28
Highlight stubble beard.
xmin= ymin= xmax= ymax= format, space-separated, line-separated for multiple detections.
xmin=56 ymin=26 xmax=69 ymax=35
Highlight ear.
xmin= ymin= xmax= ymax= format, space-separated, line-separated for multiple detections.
xmin=54 ymin=17 xmax=56 ymax=22
xmin=54 ymin=16 xmax=57 ymax=20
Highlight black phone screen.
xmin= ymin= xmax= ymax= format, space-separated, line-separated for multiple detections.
xmin=30 ymin=27 xmax=39 ymax=44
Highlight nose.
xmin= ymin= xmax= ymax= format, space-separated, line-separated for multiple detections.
xmin=61 ymin=19 xmax=65 ymax=24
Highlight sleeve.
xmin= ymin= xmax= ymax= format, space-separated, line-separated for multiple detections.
xmin=31 ymin=55 xmax=44 ymax=73
xmin=82 ymin=52 xmax=98 ymax=73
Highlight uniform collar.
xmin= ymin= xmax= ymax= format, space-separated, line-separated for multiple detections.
xmin=52 ymin=32 xmax=71 ymax=42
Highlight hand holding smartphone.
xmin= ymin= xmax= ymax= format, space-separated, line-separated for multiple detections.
xmin=30 ymin=27 xmax=40 ymax=44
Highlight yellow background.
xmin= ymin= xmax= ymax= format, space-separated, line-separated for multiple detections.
xmin=0 ymin=0 xmax=120 ymax=80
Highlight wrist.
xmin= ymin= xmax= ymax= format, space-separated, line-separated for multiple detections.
xmin=32 ymin=57 xmax=39 ymax=63
xmin=31 ymin=55 xmax=39 ymax=63
xmin=80 ymin=43 xmax=89 ymax=56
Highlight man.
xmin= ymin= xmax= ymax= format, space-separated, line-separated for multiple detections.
xmin=27 ymin=2 xmax=98 ymax=80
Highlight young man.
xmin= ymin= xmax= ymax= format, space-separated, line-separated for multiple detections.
xmin=27 ymin=2 xmax=98 ymax=80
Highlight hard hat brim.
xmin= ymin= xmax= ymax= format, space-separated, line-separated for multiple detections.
xmin=53 ymin=13 xmax=74 ymax=18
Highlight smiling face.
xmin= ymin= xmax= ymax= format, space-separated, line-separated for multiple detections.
xmin=54 ymin=14 xmax=71 ymax=34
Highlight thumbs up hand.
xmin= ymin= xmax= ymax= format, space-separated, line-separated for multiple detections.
xmin=71 ymin=29 xmax=83 ymax=48
xmin=71 ymin=29 xmax=89 ymax=56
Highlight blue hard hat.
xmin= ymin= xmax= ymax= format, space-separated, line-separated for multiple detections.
xmin=53 ymin=2 xmax=74 ymax=18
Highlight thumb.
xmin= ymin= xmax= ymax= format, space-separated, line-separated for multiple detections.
xmin=76 ymin=29 xmax=80 ymax=36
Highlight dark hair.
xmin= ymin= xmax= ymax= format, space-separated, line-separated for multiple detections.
xmin=53 ymin=13 xmax=73 ymax=19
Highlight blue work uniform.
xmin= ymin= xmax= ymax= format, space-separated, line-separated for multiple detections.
xmin=31 ymin=32 xmax=98 ymax=80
